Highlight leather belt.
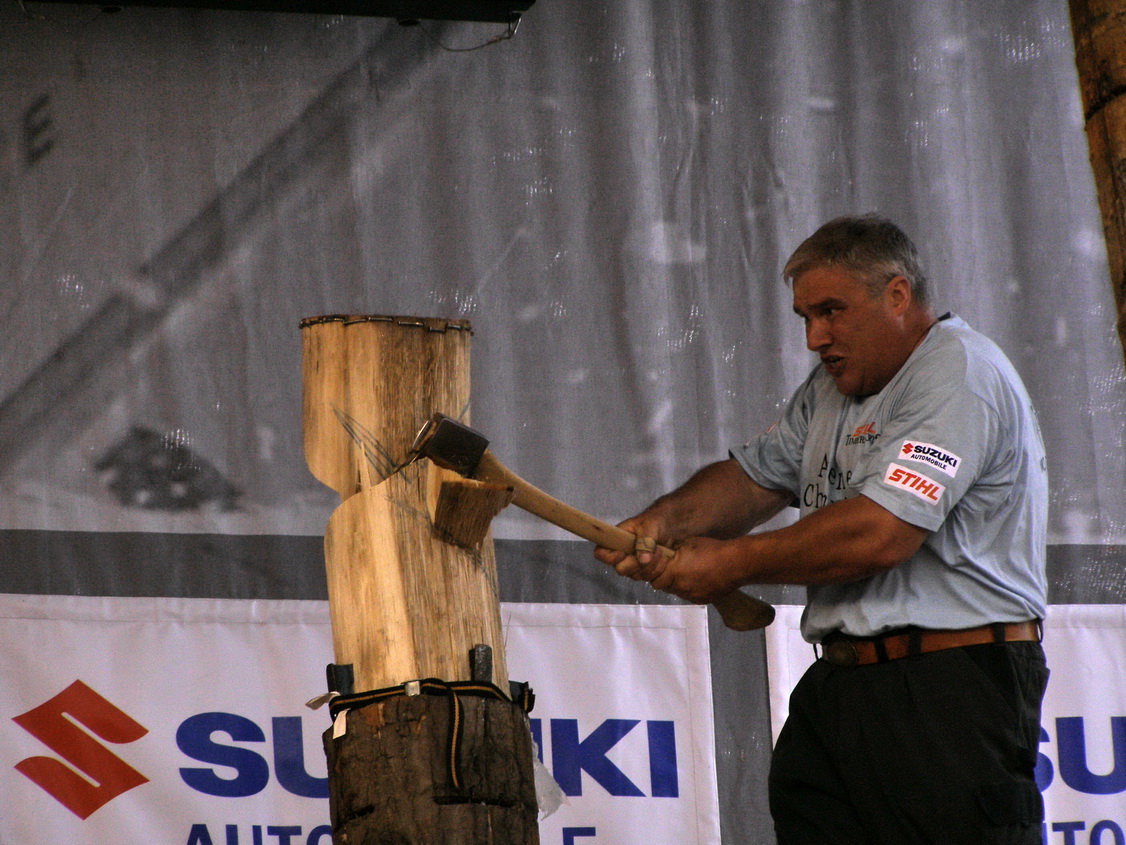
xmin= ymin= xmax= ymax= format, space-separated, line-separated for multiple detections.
xmin=819 ymin=621 xmax=1042 ymax=668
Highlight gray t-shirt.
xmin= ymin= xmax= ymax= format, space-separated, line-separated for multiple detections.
xmin=731 ymin=315 xmax=1048 ymax=641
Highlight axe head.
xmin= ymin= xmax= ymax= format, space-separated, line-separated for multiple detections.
xmin=409 ymin=413 xmax=489 ymax=476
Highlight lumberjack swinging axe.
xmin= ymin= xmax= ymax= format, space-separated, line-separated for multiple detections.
xmin=409 ymin=413 xmax=776 ymax=631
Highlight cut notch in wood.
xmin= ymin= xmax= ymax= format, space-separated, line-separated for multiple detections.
xmin=427 ymin=461 xmax=514 ymax=550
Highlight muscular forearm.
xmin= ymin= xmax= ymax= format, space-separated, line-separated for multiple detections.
xmin=645 ymin=458 xmax=791 ymax=541
xmin=642 ymin=495 xmax=929 ymax=603
xmin=598 ymin=463 xmax=926 ymax=602
xmin=721 ymin=495 xmax=928 ymax=587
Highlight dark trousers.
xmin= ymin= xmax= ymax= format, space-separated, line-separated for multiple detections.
xmin=769 ymin=642 xmax=1049 ymax=845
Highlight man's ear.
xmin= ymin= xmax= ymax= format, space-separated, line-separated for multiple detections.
xmin=885 ymin=275 xmax=912 ymax=312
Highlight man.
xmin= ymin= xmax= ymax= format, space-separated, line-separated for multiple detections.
xmin=595 ymin=214 xmax=1049 ymax=844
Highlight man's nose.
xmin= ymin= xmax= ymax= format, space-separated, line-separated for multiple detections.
xmin=806 ymin=318 xmax=830 ymax=351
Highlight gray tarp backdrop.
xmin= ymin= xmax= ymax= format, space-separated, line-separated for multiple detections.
xmin=2 ymin=1 xmax=1125 ymax=841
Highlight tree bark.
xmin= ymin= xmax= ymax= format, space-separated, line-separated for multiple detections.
xmin=323 ymin=695 xmax=540 ymax=845
xmin=1070 ymin=0 xmax=1126 ymax=366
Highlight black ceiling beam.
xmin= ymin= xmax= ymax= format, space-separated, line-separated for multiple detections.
xmin=27 ymin=0 xmax=534 ymax=23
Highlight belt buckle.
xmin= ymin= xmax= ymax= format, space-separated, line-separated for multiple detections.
xmin=822 ymin=639 xmax=858 ymax=668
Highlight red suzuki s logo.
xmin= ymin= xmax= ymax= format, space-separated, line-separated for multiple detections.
xmin=12 ymin=680 xmax=149 ymax=819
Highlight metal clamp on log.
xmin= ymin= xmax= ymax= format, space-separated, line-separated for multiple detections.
xmin=327 ymin=677 xmax=535 ymax=722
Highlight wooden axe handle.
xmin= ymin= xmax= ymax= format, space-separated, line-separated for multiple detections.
xmin=473 ymin=451 xmax=775 ymax=631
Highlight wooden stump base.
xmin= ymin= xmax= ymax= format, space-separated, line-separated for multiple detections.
xmin=323 ymin=693 xmax=541 ymax=845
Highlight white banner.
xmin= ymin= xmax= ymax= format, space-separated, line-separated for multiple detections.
xmin=765 ymin=604 xmax=1126 ymax=844
xmin=0 ymin=595 xmax=719 ymax=845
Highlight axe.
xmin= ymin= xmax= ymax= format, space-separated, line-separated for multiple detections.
xmin=409 ymin=413 xmax=775 ymax=631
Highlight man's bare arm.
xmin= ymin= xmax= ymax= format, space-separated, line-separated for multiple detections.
xmin=645 ymin=458 xmax=793 ymax=540
xmin=593 ymin=458 xmax=791 ymax=574
xmin=648 ymin=494 xmax=929 ymax=603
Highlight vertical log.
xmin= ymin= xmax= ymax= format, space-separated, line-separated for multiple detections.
xmin=1070 ymin=0 xmax=1126 ymax=366
xmin=301 ymin=314 xmax=539 ymax=844
xmin=301 ymin=314 xmax=507 ymax=693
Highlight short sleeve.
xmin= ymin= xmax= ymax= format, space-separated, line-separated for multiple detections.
xmin=730 ymin=376 xmax=815 ymax=499
xmin=856 ymin=375 xmax=995 ymax=532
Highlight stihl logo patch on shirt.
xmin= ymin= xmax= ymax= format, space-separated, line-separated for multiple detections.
xmin=883 ymin=464 xmax=945 ymax=504
xmin=899 ymin=440 xmax=961 ymax=477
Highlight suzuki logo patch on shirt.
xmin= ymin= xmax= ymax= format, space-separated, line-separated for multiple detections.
xmin=899 ymin=440 xmax=961 ymax=477
xmin=883 ymin=464 xmax=945 ymax=504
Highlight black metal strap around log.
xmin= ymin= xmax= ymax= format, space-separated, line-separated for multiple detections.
xmin=328 ymin=677 xmax=535 ymax=721
xmin=298 ymin=314 xmax=473 ymax=333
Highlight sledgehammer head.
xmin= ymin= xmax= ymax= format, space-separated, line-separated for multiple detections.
xmin=409 ymin=413 xmax=490 ymax=476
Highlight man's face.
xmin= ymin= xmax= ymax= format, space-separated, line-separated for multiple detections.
xmin=791 ymin=265 xmax=911 ymax=397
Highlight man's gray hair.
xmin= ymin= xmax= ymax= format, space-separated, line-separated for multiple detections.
xmin=782 ymin=214 xmax=930 ymax=307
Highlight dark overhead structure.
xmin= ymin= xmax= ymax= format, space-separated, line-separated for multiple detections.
xmin=28 ymin=0 xmax=534 ymax=22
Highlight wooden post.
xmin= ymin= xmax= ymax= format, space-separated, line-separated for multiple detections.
xmin=1070 ymin=0 xmax=1126 ymax=367
xmin=301 ymin=314 xmax=539 ymax=844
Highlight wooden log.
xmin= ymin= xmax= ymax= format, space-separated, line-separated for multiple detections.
xmin=1070 ymin=0 xmax=1126 ymax=366
xmin=300 ymin=314 xmax=509 ymax=694
xmin=302 ymin=314 xmax=539 ymax=844
xmin=323 ymin=695 xmax=540 ymax=845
